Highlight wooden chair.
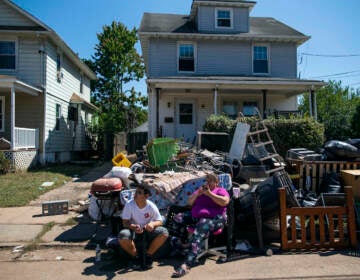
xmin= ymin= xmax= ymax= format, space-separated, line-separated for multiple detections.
xmin=279 ymin=186 xmax=358 ymax=250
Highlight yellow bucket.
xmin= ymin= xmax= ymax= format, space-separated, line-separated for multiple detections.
xmin=112 ymin=152 xmax=131 ymax=167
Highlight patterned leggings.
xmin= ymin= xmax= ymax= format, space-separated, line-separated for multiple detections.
xmin=173 ymin=211 xmax=227 ymax=266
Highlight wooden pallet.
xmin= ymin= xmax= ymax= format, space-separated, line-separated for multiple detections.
xmin=279 ymin=186 xmax=357 ymax=250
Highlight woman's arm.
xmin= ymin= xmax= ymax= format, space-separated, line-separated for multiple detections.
xmin=203 ymin=188 xmax=230 ymax=206
xmin=187 ymin=188 xmax=203 ymax=206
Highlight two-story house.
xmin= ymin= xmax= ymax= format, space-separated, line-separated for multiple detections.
xmin=0 ymin=0 xmax=97 ymax=169
xmin=139 ymin=0 xmax=325 ymax=142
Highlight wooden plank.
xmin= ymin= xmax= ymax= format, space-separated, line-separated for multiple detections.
xmin=345 ymin=186 xmax=358 ymax=248
xmin=319 ymin=215 xmax=325 ymax=246
xmin=338 ymin=214 xmax=344 ymax=246
xmin=301 ymin=215 xmax=306 ymax=245
xmin=279 ymin=188 xmax=288 ymax=250
xmin=311 ymin=163 xmax=317 ymax=192
xmin=310 ymin=216 xmax=316 ymax=245
xmin=328 ymin=213 xmax=335 ymax=246
xmin=286 ymin=207 xmax=346 ymax=216
xmin=291 ymin=215 xmax=297 ymax=244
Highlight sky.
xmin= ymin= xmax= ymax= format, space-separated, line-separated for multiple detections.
xmin=11 ymin=0 xmax=360 ymax=94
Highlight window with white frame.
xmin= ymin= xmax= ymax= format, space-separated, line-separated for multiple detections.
xmin=56 ymin=104 xmax=61 ymax=130
xmin=178 ymin=43 xmax=195 ymax=72
xmin=215 ymin=8 xmax=233 ymax=28
xmin=0 ymin=96 xmax=4 ymax=132
xmin=0 ymin=41 xmax=15 ymax=70
xmin=253 ymin=45 xmax=269 ymax=74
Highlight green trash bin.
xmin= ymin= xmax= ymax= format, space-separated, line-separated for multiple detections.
xmin=146 ymin=137 xmax=179 ymax=167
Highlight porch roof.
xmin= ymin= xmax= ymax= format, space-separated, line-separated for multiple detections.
xmin=147 ymin=76 xmax=326 ymax=93
xmin=70 ymin=93 xmax=98 ymax=111
xmin=0 ymin=75 xmax=42 ymax=96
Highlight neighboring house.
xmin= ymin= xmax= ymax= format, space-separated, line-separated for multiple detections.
xmin=0 ymin=0 xmax=97 ymax=169
xmin=139 ymin=0 xmax=325 ymax=142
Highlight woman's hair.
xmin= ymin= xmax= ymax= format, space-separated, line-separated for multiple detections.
xmin=137 ymin=184 xmax=151 ymax=195
xmin=206 ymin=173 xmax=219 ymax=184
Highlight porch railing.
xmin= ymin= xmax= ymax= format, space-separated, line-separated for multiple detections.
xmin=14 ymin=127 xmax=39 ymax=149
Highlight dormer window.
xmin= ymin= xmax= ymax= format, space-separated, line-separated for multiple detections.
xmin=178 ymin=43 xmax=195 ymax=72
xmin=215 ymin=8 xmax=233 ymax=28
xmin=253 ymin=45 xmax=269 ymax=74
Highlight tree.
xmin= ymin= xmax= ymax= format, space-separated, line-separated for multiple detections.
xmin=351 ymin=102 xmax=360 ymax=138
xmin=90 ymin=21 xmax=147 ymax=134
xmin=299 ymin=80 xmax=360 ymax=141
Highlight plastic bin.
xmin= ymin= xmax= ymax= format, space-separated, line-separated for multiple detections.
xmin=146 ymin=137 xmax=179 ymax=167
xmin=112 ymin=152 xmax=131 ymax=167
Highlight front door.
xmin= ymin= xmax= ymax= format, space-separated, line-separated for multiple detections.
xmin=176 ymin=100 xmax=196 ymax=143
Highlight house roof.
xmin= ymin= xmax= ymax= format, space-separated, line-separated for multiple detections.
xmin=139 ymin=13 xmax=307 ymax=38
xmin=0 ymin=75 xmax=42 ymax=96
xmin=70 ymin=93 xmax=98 ymax=111
xmin=1 ymin=0 xmax=97 ymax=80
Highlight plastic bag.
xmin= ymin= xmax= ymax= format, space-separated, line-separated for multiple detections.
xmin=324 ymin=140 xmax=360 ymax=160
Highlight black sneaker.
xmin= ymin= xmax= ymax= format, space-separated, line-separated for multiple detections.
xmin=128 ymin=255 xmax=142 ymax=270
xmin=143 ymin=254 xmax=153 ymax=270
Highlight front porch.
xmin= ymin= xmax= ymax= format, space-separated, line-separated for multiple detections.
xmin=0 ymin=75 xmax=43 ymax=169
xmin=147 ymin=76 xmax=326 ymax=141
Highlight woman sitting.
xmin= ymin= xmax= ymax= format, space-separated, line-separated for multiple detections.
xmin=172 ymin=173 xmax=230 ymax=278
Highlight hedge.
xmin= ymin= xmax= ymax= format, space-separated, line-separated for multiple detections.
xmin=203 ymin=114 xmax=324 ymax=158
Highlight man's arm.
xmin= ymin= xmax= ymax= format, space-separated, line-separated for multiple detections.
xmin=123 ymin=219 xmax=143 ymax=234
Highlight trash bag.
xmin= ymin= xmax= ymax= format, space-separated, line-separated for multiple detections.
xmin=324 ymin=140 xmax=360 ymax=160
xmin=234 ymin=176 xmax=281 ymax=226
xmin=318 ymin=172 xmax=343 ymax=195
xmin=345 ymin=138 xmax=360 ymax=149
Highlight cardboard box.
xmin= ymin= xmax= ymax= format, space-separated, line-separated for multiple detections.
xmin=341 ymin=170 xmax=360 ymax=200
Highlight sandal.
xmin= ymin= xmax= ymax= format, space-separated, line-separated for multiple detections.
xmin=172 ymin=264 xmax=190 ymax=278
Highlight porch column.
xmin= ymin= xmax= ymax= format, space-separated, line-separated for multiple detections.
xmin=213 ymin=87 xmax=218 ymax=114
xmin=262 ymin=90 xmax=267 ymax=119
xmin=10 ymin=86 xmax=15 ymax=150
xmin=156 ymin=88 xmax=161 ymax=137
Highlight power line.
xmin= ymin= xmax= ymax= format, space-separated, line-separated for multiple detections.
xmin=301 ymin=52 xmax=360 ymax=57
xmin=309 ymin=69 xmax=360 ymax=78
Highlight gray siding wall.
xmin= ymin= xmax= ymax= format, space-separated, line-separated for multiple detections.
xmin=270 ymin=43 xmax=297 ymax=78
xmin=148 ymin=39 xmax=297 ymax=78
xmin=197 ymin=6 xmax=249 ymax=33
xmin=0 ymin=1 xmax=37 ymax=26
xmin=0 ymin=35 xmax=42 ymax=86
xmin=0 ymin=93 xmax=10 ymax=141
xmin=45 ymin=41 xmax=92 ymax=154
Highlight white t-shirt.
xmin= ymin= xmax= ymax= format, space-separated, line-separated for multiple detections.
xmin=122 ymin=199 xmax=163 ymax=228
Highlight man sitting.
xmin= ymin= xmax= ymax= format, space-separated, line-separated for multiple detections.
xmin=118 ymin=185 xmax=169 ymax=270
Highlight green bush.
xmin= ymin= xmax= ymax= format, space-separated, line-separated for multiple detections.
xmin=264 ymin=117 xmax=325 ymax=158
xmin=0 ymin=152 xmax=11 ymax=174
xmin=203 ymin=114 xmax=325 ymax=158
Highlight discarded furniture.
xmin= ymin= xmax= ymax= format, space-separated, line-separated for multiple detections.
xmin=279 ymin=186 xmax=358 ymax=250
xmin=288 ymin=159 xmax=360 ymax=193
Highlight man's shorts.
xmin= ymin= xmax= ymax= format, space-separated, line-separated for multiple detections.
xmin=118 ymin=226 xmax=169 ymax=244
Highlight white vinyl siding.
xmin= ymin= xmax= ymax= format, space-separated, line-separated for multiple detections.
xmin=0 ymin=1 xmax=37 ymax=26
xmin=0 ymin=96 xmax=4 ymax=132
xmin=55 ymin=104 xmax=61 ymax=130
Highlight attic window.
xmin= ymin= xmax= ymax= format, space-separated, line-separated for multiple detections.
xmin=215 ymin=8 xmax=233 ymax=28
xmin=0 ymin=41 xmax=15 ymax=70
xmin=178 ymin=43 xmax=195 ymax=72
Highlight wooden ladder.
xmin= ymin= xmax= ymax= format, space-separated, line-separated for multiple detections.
xmin=245 ymin=108 xmax=285 ymax=175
